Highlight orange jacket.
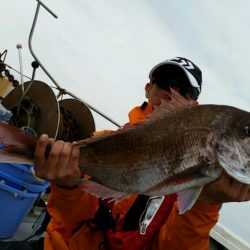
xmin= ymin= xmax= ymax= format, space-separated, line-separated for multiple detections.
xmin=45 ymin=103 xmax=220 ymax=250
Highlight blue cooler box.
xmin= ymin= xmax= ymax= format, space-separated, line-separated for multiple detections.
xmin=0 ymin=164 xmax=50 ymax=239
xmin=0 ymin=170 xmax=49 ymax=195
xmin=0 ymin=163 xmax=47 ymax=185
xmin=0 ymin=181 xmax=39 ymax=238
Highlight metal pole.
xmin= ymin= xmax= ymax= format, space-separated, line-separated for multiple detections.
xmin=36 ymin=0 xmax=58 ymax=18
xmin=28 ymin=0 xmax=121 ymax=128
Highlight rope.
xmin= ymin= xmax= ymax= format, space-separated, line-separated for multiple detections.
xmin=4 ymin=63 xmax=32 ymax=80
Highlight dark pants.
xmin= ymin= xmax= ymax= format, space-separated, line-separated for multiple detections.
xmin=0 ymin=238 xmax=44 ymax=250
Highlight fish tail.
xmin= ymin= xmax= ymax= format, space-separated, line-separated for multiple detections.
xmin=0 ymin=123 xmax=36 ymax=164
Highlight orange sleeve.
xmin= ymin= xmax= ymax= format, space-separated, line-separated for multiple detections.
xmin=46 ymin=184 xmax=99 ymax=242
xmin=152 ymin=201 xmax=220 ymax=250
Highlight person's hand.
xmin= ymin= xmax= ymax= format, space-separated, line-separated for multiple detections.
xmin=34 ymin=134 xmax=81 ymax=188
xmin=198 ymin=172 xmax=250 ymax=205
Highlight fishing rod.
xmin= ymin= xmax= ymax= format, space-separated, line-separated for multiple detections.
xmin=28 ymin=0 xmax=121 ymax=128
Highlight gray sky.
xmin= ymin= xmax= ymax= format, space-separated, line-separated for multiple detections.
xmin=3 ymin=0 xmax=250 ymax=129
xmin=1 ymin=0 xmax=250 ymax=241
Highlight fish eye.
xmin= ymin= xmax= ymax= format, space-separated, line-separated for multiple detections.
xmin=243 ymin=125 xmax=250 ymax=136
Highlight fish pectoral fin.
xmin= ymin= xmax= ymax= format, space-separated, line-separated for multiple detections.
xmin=177 ymin=186 xmax=203 ymax=214
xmin=81 ymin=179 xmax=130 ymax=202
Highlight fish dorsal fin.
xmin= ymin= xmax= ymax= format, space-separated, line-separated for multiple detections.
xmin=74 ymin=121 xmax=144 ymax=146
xmin=74 ymin=130 xmax=121 ymax=146
xmin=145 ymin=88 xmax=198 ymax=123
xmin=74 ymin=89 xmax=198 ymax=147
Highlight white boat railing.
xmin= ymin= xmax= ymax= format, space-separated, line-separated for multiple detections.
xmin=210 ymin=222 xmax=250 ymax=250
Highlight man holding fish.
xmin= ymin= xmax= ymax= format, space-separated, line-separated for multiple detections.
xmin=1 ymin=57 xmax=249 ymax=249
xmin=33 ymin=57 xmax=250 ymax=250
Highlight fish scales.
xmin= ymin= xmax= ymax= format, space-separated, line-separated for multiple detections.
xmin=79 ymin=104 xmax=241 ymax=195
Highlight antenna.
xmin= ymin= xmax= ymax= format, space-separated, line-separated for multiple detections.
xmin=16 ymin=44 xmax=24 ymax=93
xmin=28 ymin=0 xmax=121 ymax=128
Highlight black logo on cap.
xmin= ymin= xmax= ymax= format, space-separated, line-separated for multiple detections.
xmin=169 ymin=57 xmax=202 ymax=88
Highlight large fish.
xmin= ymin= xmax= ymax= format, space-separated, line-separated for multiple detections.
xmin=1 ymin=91 xmax=250 ymax=213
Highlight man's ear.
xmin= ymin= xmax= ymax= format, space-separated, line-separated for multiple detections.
xmin=145 ymin=83 xmax=152 ymax=98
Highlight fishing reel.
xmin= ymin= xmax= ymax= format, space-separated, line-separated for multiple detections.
xmin=2 ymin=80 xmax=95 ymax=140
xmin=2 ymin=80 xmax=60 ymax=137
xmin=58 ymin=98 xmax=95 ymax=141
